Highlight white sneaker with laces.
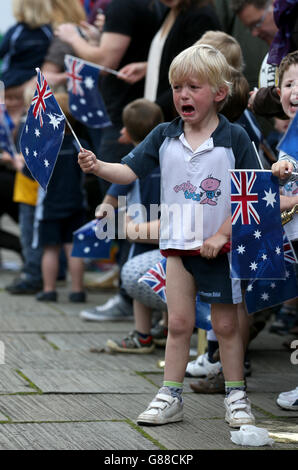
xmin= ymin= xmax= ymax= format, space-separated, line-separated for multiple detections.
xmin=185 ymin=352 xmax=221 ymax=377
xmin=277 ymin=387 xmax=298 ymax=410
xmin=224 ymin=390 xmax=255 ymax=428
xmin=137 ymin=393 xmax=184 ymax=425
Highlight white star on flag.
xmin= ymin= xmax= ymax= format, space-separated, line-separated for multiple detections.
xmin=250 ymin=261 xmax=258 ymax=271
xmin=262 ymin=188 xmax=277 ymax=207
xmin=44 ymin=159 xmax=49 ymax=168
xmin=237 ymin=245 xmax=246 ymax=254
xmin=261 ymin=292 xmax=269 ymax=301
xmin=254 ymin=230 xmax=262 ymax=239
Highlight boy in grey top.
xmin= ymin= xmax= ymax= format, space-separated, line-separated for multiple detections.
xmin=78 ymin=45 xmax=258 ymax=428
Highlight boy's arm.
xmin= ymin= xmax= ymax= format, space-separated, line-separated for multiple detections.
xmin=78 ymin=149 xmax=137 ymax=185
xmin=200 ymin=217 xmax=231 ymax=259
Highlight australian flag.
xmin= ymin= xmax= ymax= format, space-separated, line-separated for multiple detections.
xmin=277 ymin=110 xmax=298 ymax=160
xmin=72 ymin=218 xmax=118 ymax=260
xmin=64 ymin=54 xmax=111 ymax=129
xmin=245 ymin=233 xmax=298 ymax=313
xmin=231 ymin=170 xmax=286 ymax=279
xmin=20 ymin=69 xmax=65 ymax=191
xmin=139 ymin=258 xmax=212 ymax=330
xmin=0 ymin=104 xmax=16 ymax=157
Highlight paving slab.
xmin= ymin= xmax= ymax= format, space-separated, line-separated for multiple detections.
xmin=0 ymin=366 xmax=34 ymax=394
xmin=0 ymin=394 xmax=124 ymax=422
xmin=0 ymin=333 xmax=56 ymax=365
xmin=0 ymin=421 xmax=159 ymax=450
xmin=250 ymin=392 xmax=298 ymax=418
xmin=19 ymin=368 xmax=157 ymax=393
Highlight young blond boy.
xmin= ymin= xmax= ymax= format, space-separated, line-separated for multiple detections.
xmin=78 ymin=45 xmax=259 ymax=427
xmin=271 ymin=51 xmax=298 ymax=411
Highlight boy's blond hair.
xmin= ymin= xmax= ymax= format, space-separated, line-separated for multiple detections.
xmin=168 ymin=44 xmax=232 ymax=111
xmin=13 ymin=0 xmax=53 ymax=28
xmin=122 ymin=99 xmax=164 ymax=144
xmin=278 ymin=50 xmax=298 ymax=88
xmin=196 ymin=31 xmax=244 ymax=72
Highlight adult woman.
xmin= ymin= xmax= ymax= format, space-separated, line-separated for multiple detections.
xmin=119 ymin=0 xmax=221 ymax=121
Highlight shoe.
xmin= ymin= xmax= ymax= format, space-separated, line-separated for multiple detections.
xmin=80 ymin=294 xmax=133 ymax=321
xmin=6 ymin=279 xmax=43 ymax=295
xmin=69 ymin=292 xmax=86 ymax=303
xmin=185 ymin=352 xmax=221 ymax=377
xmin=276 ymin=387 xmax=298 ymax=410
xmin=190 ymin=370 xmax=225 ymax=394
xmin=36 ymin=291 xmax=57 ymax=302
xmin=224 ymin=390 xmax=255 ymax=428
xmin=106 ymin=330 xmax=155 ymax=354
xmin=137 ymin=392 xmax=184 ymax=425
xmin=269 ymin=309 xmax=297 ymax=335
xmin=151 ymin=322 xmax=168 ymax=346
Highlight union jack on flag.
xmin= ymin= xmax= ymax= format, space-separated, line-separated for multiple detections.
xmin=138 ymin=258 xmax=167 ymax=302
xmin=231 ymin=171 xmax=260 ymax=225
xmin=64 ymin=55 xmax=111 ymax=129
xmin=31 ymin=69 xmax=53 ymax=127
xmin=230 ymin=170 xmax=286 ymax=279
xmin=20 ymin=69 xmax=65 ymax=191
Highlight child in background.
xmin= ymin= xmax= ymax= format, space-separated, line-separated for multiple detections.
xmin=34 ymin=93 xmax=87 ymax=303
xmin=78 ymin=45 xmax=258 ymax=427
xmin=271 ymin=51 xmax=298 ymax=411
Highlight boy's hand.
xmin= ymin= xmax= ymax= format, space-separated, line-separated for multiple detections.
xmin=272 ymin=160 xmax=294 ymax=180
xmin=200 ymin=232 xmax=229 ymax=259
xmin=78 ymin=149 xmax=99 ymax=174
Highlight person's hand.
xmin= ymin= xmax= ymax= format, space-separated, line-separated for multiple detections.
xmin=247 ymin=89 xmax=258 ymax=110
xmin=78 ymin=149 xmax=99 ymax=173
xmin=200 ymin=232 xmax=229 ymax=259
xmin=272 ymin=160 xmax=294 ymax=180
xmin=94 ymin=13 xmax=105 ymax=33
xmin=79 ymin=20 xmax=101 ymax=44
xmin=118 ymin=62 xmax=147 ymax=84
xmin=55 ymin=23 xmax=80 ymax=45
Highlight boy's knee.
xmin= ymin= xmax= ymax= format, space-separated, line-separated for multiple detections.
xmin=213 ymin=318 xmax=237 ymax=339
xmin=168 ymin=315 xmax=193 ymax=337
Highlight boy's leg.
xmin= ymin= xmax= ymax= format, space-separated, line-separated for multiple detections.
xmin=41 ymin=245 xmax=60 ymax=292
xmin=137 ymin=256 xmax=196 ymax=425
xmin=64 ymin=243 xmax=84 ymax=293
xmin=212 ymin=302 xmax=255 ymax=427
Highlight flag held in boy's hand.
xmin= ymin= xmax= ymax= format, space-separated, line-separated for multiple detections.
xmin=0 ymin=104 xmax=16 ymax=158
xmin=65 ymin=54 xmax=111 ymax=129
xmin=230 ymin=170 xmax=286 ymax=279
xmin=277 ymin=110 xmax=298 ymax=160
xmin=72 ymin=218 xmax=117 ymax=260
xmin=20 ymin=69 xmax=65 ymax=191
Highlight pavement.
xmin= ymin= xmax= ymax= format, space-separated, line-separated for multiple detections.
xmin=0 ymin=219 xmax=297 ymax=451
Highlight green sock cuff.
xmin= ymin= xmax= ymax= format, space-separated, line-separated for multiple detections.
xmin=163 ymin=381 xmax=183 ymax=389
xmin=225 ymin=381 xmax=245 ymax=388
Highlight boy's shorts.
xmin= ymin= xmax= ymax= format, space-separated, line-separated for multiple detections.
xmin=38 ymin=210 xmax=86 ymax=247
xmin=181 ymin=253 xmax=242 ymax=305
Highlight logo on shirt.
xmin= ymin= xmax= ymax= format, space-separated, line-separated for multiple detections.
xmin=174 ymin=176 xmax=221 ymax=205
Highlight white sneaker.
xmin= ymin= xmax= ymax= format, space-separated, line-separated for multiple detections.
xmin=80 ymin=294 xmax=133 ymax=321
xmin=224 ymin=390 xmax=255 ymax=428
xmin=137 ymin=393 xmax=184 ymax=425
xmin=185 ymin=352 xmax=221 ymax=377
xmin=277 ymin=387 xmax=298 ymax=410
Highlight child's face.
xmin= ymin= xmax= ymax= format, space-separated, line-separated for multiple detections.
xmin=171 ymin=75 xmax=226 ymax=126
xmin=279 ymin=64 xmax=298 ymax=120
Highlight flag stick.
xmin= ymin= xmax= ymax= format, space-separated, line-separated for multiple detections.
xmin=63 ymin=113 xmax=83 ymax=150
xmin=65 ymin=54 xmax=120 ymax=77
xmin=252 ymin=141 xmax=264 ymax=169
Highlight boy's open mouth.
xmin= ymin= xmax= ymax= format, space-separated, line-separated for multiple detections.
xmin=181 ymin=105 xmax=195 ymax=114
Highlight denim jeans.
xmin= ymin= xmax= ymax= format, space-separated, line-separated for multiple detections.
xmin=19 ymin=203 xmax=42 ymax=283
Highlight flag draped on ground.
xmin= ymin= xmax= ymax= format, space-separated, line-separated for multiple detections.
xmin=138 ymin=258 xmax=212 ymax=330
xmin=72 ymin=218 xmax=118 ymax=261
xmin=245 ymin=232 xmax=298 ymax=313
xmin=65 ymin=54 xmax=111 ymax=129
xmin=20 ymin=69 xmax=65 ymax=191
xmin=230 ymin=170 xmax=286 ymax=279
xmin=277 ymin=110 xmax=298 ymax=160
xmin=0 ymin=104 xmax=16 ymax=157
